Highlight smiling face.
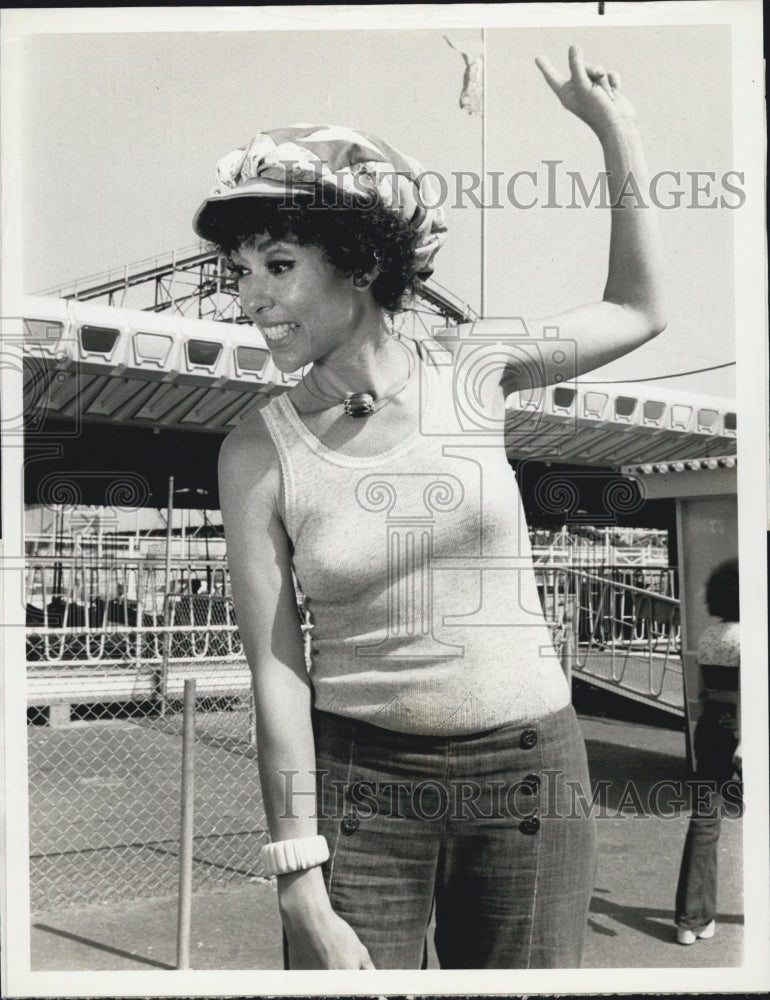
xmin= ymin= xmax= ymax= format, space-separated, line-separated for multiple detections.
xmin=228 ymin=236 xmax=373 ymax=373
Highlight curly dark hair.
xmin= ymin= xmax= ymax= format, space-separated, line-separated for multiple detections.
xmin=196 ymin=194 xmax=423 ymax=314
xmin=705 ymin=558 xmax=739 ymax=622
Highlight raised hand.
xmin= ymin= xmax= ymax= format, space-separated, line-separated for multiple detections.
xmin=536 ymin=45 xmax=637 ymax=140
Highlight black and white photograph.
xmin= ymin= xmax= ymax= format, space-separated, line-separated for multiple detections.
xmin=1 ymin=2 xmax=767 ymax=996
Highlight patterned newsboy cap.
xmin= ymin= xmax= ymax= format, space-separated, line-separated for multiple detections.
xmin=192 ymin=124 xmax=448 ymax=279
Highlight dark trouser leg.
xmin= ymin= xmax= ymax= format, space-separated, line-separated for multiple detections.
xmin=675 ymin=783 xmax=721 ymax=929
xmin=434 ymin=705 xmax=597 ymax=969
xmin=312 ymin=711 xmax=441 ymax=970
xmin=675 ymin=714 xmax=737 ymax=929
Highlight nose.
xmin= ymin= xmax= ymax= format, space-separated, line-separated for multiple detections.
xmin=239 ymin=274 xmax=273 ymax=321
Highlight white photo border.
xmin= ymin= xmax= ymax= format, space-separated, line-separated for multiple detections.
xmin=2 ymin=2 xmax=767 ymax=996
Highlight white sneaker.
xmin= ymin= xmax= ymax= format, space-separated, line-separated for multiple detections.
xmin=677 ymin=920 xmax=716 ymax=945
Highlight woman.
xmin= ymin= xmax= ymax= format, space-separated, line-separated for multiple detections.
xmin=195 ymin=47 xmax=665 ymax=969
xmin=675 ymin=559 xmax=740 ymax=945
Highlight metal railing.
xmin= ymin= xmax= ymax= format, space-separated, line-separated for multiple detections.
xmin=531 ymin=544 xmax=668 ymax=567
xmin=37 ymin=243 xmax=475 ymax=324
xmin=25 ymin=557 xmax=679 ymax=706
xmin=36 ymin=243 xmax=208 ymax=300
xmin=536 ymin=565 xmax=682 ymax=713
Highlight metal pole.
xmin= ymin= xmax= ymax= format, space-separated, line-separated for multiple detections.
xmin=203 ymin=507 xmax=212 ymax=593
xmin=165 ymin=475 xmax=175 ymax=593
xmin=158 ymin=477 xmax=175 ymax=715
xmin=176 ymin=678 xmax=196 ymax=970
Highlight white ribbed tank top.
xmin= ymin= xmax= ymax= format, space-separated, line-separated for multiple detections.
xmin=260 ymin=339 xmax=570 ymax=736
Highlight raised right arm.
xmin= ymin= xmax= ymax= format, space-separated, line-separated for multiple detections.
xmin=218 ymin=416 xmax=374 ymax=969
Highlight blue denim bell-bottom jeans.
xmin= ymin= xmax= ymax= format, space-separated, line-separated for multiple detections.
xmin=675 ymin=705 xmax=740 ymax=930
xmin=297 ymin=703 xmax=596 ymax=969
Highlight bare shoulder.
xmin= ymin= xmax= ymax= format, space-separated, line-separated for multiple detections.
xmin=217 ymin=405 xmax=304 ymax=672
xmin=218 ymin=408 xmax=281 ymax=511
xmin=219 ymin=408 xmax=276 ymax=464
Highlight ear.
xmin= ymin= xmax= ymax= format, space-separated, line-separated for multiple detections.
xmin=352 ymin=250 xmax=382 ymax=291
xmin=353 ymin=272 xmax=374 ymax=290
xmin=352 ymin=266 xmax=380 ymax=291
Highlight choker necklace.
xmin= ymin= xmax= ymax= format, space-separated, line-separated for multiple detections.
xmin=301 ymin=339 xmax=415 ymax=418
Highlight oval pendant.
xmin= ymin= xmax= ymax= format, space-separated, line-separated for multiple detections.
xmin=344 ymin=392 xmax=376 ymax=418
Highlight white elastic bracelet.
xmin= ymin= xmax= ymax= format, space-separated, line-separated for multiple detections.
xmin=261 ymin=835 xmax=330 ymax=876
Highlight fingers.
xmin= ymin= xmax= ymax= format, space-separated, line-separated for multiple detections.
xmin=586 ymin=66 xmax=615 ymax=101
xmin=538 ymin=47 xmax=619 ymax=101
xmin=568 ymin=44 xmax=591 ymax=87
xmin=584 ymin=62 xmax=615 ymax=101
xmin=358 ymin=940 xmax=375 ymax=969
xmin=535 ymin=55 xmax=566 ymax=95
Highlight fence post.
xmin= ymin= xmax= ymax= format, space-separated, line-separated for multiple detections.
xmin=560 ymin=591 xmax=577 ymax=691
xmin=133 ymin=571 xmax=144 ymax=679
xmin=158 ymin=476 xmax=174 ymax=716
xmin=176 ymin=678 xmax=196 ymax=970
xmin=159 ymin=619 xmax=172 ymax=717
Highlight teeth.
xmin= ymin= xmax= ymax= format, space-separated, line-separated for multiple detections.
xmin=261 ymin=323 xmax=298 ymax=344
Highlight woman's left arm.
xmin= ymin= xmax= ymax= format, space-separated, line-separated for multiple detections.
xmin=471 ymin=46 xmax=667 ymax=391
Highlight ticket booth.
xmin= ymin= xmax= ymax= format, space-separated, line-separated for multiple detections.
xmin=621 ymin=457 xmax=738 ymax=768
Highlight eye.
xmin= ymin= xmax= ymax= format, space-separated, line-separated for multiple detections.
xmin=224 ymin=260 xmax=248 ymax=280
xmin=267 ymin=259 xmax=294 ymax=276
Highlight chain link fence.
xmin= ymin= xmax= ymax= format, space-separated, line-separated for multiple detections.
xmin=27 ymin=558 xmax=271 ymax=910
xmin=26 ymin=551 xmax=679 ymax=909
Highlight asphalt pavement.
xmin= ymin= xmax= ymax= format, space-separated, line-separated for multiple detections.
xmin=29 ymin=688 xmax=744 ymax=973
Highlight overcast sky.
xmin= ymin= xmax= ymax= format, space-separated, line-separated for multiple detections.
xmin=20 ymin=19 xmax=738 ymax=396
